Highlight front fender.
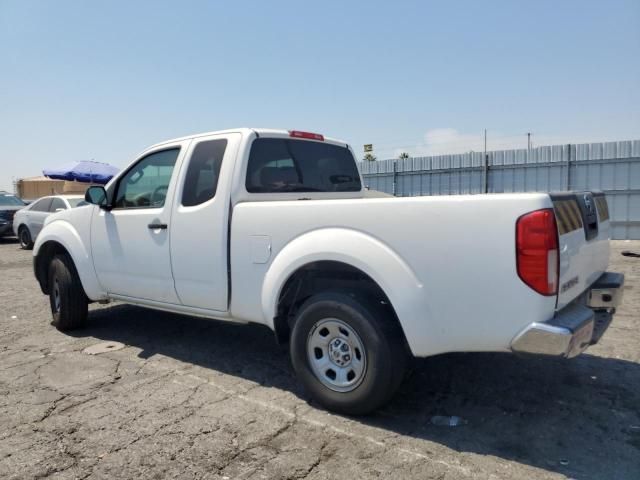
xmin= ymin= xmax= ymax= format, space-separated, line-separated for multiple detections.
xmin=261 ymin=228 xmax=432 ymax=355
xmin=33 ymin=219 xmax=106 ymax=301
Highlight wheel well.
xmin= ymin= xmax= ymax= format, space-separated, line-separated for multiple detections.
xmin=35 ymin=241 xmax=70 ymax=295
xmin=274 ymin=261 xmax=407 ymax=347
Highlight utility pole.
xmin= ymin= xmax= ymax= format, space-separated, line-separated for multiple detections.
xmin=484 ymin=129 xmax=487 ymax=155
xmin=527 ymin=132 xmax=531 ymax=151
xmin=483 ymin=129 xmax=489 ymax=193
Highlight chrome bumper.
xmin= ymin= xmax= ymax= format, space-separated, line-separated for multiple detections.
xmin=511 ymin=271 xmax=624 ymax=358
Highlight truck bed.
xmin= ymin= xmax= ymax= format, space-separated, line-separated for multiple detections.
xmin=230 ymin=193 xmax=573 ymax=357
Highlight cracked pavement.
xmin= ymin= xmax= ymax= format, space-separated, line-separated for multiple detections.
xmin=1 ymin=239 xmax=639 ymax=479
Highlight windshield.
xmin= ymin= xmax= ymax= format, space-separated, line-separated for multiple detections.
xmin=246 ymin=138 xmax=362 ymax=193
xmin=0 ymin=194 xmax=26 ymax=206
xmin=67 ymin=198 xmax=89 ymax=208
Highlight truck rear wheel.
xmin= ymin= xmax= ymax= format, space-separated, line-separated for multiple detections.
xmin=289 ymin=292 xmax=406 ymax=415
xmin=48 ymin=254 xmax=88 ymax=331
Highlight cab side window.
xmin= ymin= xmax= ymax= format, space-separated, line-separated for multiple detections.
xmin=114 ymin=148 xmax=179 ymax=209
xmin=50 ymin=198 xmax=67 ymax=212
xmin=181 ymin=139 xmax=227 ymax=207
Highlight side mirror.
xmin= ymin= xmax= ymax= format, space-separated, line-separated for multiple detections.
xmin=85 ymin=186 xmax=108 ymax=207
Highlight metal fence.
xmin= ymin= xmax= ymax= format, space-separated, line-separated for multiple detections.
xmin=358 ymin=140 xmax=640 ymax=240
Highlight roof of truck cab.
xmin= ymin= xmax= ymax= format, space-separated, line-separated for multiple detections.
xmin=149 ymin=128 xmax=348 ymax=149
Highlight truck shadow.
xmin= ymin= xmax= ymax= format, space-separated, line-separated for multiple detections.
xmin=77 ymin=304 xmax=640 ymax=479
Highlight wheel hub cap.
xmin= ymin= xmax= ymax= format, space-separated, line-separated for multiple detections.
xmin=307 ymin=318 xmax=367 ymax=393
xmin=328 ymin=337 xmax=352 ymax=367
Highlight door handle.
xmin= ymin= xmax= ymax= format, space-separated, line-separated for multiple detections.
xmin=148 ymin=223 xmax=168 ymax=230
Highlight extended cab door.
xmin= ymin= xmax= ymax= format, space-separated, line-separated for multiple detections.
xmin=169 ymin=133 xmax=240 ymax=311
xmin=91 ymin=142 xmax=188 ymax=303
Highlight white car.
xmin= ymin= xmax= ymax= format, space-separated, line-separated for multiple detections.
xmin=13 ymin=195 xmax=87 ymax=249
xmin=32 ymin=128 xmax=624 ymax=414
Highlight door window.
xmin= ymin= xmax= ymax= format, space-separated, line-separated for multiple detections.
xmin=50 ymin=198 xmax=67 ymax=212
xmin=114 ymin=148 xmax=180 ymax=208
xmin=31 ymin=198 xmax=53 ymax=212
xmin=181 ymin=139 xmax=227 ymax=207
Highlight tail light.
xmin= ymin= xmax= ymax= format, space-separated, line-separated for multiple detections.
xmin=289 ymin=130 xmax=324 ymax=141
xmin=516 ymin=208 xmax=559 ymax=296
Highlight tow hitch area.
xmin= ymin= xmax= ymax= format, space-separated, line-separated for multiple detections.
xmin=587 ymin=272 xmax=624 ymax=309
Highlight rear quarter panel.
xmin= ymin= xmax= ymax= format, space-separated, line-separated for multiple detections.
xmin=231 ymin=193 xmax=558 ymax=357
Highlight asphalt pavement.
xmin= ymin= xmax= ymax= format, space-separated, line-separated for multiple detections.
xmin=1 ymin=239 xmax=639 ymax=479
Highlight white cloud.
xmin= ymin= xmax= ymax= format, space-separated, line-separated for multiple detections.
xmin=383 ymin=128 xmax=630 ymax=160
xmin=391 ymin=128 xmax=524 ymax=158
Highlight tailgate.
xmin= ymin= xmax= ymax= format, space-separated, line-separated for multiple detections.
xmin=551 ymin=192 xmax=610 ymax=309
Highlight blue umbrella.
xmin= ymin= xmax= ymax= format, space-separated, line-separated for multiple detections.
xmin=43 ymin=160 xmax=120 ymax=184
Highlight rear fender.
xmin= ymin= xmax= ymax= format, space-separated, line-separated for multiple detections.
xmin=261 ymin=228 xmax=431 ymax=355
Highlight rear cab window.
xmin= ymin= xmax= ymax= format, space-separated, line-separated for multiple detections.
xmin=246 ymin=138 xmax=361 ymax=193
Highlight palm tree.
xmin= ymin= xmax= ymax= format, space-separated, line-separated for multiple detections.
xmin=363 ymin=153 xmax=377 ymax=161
xmin=398 ymin=152 xmax=410 ymax=160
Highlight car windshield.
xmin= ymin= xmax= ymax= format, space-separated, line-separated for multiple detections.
xmin=67 ymin=198 xmax=89 ymax=208
xmin=0 ymin=194 xmax=26 ymax=206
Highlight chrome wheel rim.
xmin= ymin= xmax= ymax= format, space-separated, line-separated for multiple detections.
xmin=53 ymin=278 xmax=61 ymax=313
xmin=307 ymin=318 xmax=367 ymax=393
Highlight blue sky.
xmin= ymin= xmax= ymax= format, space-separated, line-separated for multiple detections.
xmin=1 ymin=0 xmax=639 ymax=191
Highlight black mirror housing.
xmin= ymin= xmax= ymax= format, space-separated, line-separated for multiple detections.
xmin=85 ymin=186 xmax=108 ymax=207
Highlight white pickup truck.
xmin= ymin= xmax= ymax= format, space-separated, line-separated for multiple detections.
xmin=33 ymin=128 xmax=624 ymax=414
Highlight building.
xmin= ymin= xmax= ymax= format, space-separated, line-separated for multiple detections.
xmin=15 ymin=176 xmax=94 ymax=201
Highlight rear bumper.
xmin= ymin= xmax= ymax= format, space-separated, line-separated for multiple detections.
xmin=511 ymin=271 xmax=624 ymax=358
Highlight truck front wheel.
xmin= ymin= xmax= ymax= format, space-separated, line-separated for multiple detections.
xmin=289 ymin=292 xmax=406 ymax=415
xmin=48 ymin=254 xmax=88 ymax=331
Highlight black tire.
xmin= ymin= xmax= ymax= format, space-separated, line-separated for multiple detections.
xmin=290 ymin=291 xmax=407 ymax=415
xmin=18 ymin=226 xmax=33 ymax=250
xmin=48 ymin=254 xmax=88 ymax=331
